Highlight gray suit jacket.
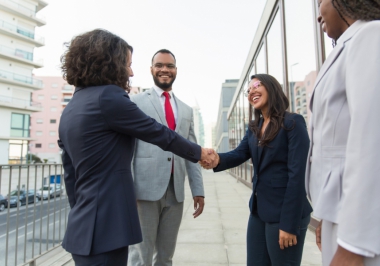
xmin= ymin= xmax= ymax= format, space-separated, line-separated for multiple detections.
xmin=306 ymin=20 xmax=380 ymax=254
xmin=131 ymin=88 xmax=204 ymax=202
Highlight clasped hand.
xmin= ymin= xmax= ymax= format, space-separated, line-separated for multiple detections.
xmin=199 ymin=148 xmax=220 ymax=169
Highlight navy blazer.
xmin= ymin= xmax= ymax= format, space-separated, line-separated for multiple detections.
xmin=214 ymin=112 xmax=312 ymax=235
xmin=58 ymin=85 xmax=201 ymax=255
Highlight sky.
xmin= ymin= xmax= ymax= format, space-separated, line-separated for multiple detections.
xmin=33 ymin=0 xmax=267 ymax=125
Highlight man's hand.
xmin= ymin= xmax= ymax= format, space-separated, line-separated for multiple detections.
xmin=199 ymin=148 xmax=219 ymax=169
xmin=193 ymin=196 xmax=205 ymax=218
xmin=330 ymin=246 xmax=364 ymax=266
xmin=316 ymin=220 xmax=322 ymax=251
xmin=279 ymin=229 xmax=297 ymax=250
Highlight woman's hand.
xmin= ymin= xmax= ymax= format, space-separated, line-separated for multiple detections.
xmin=279 ymin=230 xmax=297 ymax=249
xmin=199 ymin=149 xmax=220 ymax=169
xmin=316 ymin=220 xmax=322 ymax=251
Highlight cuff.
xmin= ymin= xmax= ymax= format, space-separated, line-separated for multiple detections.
xmin=337 ymin=238 xmax=376 ymax=257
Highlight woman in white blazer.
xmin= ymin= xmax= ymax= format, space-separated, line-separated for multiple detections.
xmin=306 ymin=1 xmax=380 ymax=265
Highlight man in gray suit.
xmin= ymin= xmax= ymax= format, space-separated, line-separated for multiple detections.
xmin=128 ymin=49 xmax=205 ymax=266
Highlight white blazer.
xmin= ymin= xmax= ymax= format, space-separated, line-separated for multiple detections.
xmin=306 ymin=20 xmax=380 ymax=255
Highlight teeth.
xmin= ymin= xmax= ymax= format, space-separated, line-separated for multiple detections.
xmin=253 ymin=97 xmax=259 ymax=101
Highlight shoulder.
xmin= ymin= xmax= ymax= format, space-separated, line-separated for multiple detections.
xmin=349 ymin=21 xmax=380 ymax=48
xmin=283 ymin=112 xmax=306 ymax=129
xmin=130 ymin=90 xmax=149 ymax=103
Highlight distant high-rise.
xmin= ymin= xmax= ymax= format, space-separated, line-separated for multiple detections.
xmin=192 ymin=103 xmax=205 ymax=147
xmin=214 ymin=79 xmax=238 ymax=153
xmin=0 ymin=0 xmax=47 ymax=164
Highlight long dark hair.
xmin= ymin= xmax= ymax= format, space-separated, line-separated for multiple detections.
xmin=332 ymin=0 xmax=380 ymax=22
xmin=61 ymin=29 xmax=133 ymax=91
xmin=248 ymin=74 xmax=289 ymax=146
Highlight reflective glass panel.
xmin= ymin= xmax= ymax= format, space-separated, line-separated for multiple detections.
xmin=285 ymin=0 xmax=318 ymax=127
xmin=256 ymin=44 xmax=266 ymax=74
xmin=267 ymin=12 xmax=284 ymax=85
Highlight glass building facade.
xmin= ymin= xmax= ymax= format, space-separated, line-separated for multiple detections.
xmin=226 ymin=0 xmax=333 ymax=186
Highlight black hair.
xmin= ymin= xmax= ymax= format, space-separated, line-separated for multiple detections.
xmin=248 ymin=74 xmax=290 ymax=146
xmin=151 ymin=49 xmax=176 ymax=64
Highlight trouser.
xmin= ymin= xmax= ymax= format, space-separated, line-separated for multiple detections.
xmin=247 ymin=212 xmax=310 ymax=266
xmin=71 ymin=246 xmax=128 ymax=266
xmin=321 ymin=220 xmax=380 ymax=266
xmin=128 ymin=175 xmax=183 ymax=266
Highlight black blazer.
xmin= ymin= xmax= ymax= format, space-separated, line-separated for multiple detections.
xmin=58 ymin=85 xmax=201 ymax=255
xmin=214 ymin=112 xmax=312 ymax=235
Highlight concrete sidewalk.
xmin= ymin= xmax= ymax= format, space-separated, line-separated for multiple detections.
xmin=43 ymin=170 xmax=322 ymax=266
xmin=173 ymin=169 xmax=322 ymax=266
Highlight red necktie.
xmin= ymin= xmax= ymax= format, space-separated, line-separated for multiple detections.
xmin=163 ymin=92 xmax=176 ymax=130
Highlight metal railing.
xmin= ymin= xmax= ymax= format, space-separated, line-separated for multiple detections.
xmin=0 ymin=164 xmax=69 ymax=266
xmin=0 ymin=20 xmax=45 ymax=44
xmin=0 ymin=69 xmax=43 ymax=88
xmin=0 ymin=0 xmax=46 ymax=22
xmin=0 ymin=95 xmax=41 ymax=109
xmin=0 ymin=45 xmax=35 ymax=62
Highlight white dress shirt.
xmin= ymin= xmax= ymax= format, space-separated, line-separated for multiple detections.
xmin=153 ymin=85 xmax=178 ymax=124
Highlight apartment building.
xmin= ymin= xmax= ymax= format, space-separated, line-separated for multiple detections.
xmin=0 ymin=0 xmax=47 ymax=164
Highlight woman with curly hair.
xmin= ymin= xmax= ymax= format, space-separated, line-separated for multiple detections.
xmin=306 ymin=1 xmax=380 ymax=265
xmin=58 ymin=29 xmax=212 ymax=265
xmin=201 ymin=74 xmax=312 ymax=265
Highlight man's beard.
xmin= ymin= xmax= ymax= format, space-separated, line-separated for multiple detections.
xmin=153 ymin=76 xmax=176 ymax=90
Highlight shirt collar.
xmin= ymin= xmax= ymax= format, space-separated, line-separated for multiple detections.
xmin=153 ymin=85 xmax=174 ymax=98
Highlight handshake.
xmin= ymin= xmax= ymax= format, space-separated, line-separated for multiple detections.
xmin=199 ymin=148 xmax=220 ymax=169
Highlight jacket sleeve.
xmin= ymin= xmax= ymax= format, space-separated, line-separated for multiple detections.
xmin=214 ymin=129 xmax=252 ymax=172
xmin=58 ymin=139 xmax=76 ymax=208
xmin=185 ymin=111 xmax=204 ymax=198
xmin=99 ymin=85 xmax=201 ymax=163
xmin=279 ymin=114 xmax=310 ymax=235
xmin=337 ymin=21 xmax=380 ymax=255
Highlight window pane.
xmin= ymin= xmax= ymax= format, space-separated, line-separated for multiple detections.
xmin=256 ymin=44 xmax=266 ymax=74
xmin=24 ymin=115 xmax=30 ymax=129
xmin=285 ymin=0 xmax=318 ymax=127
xmin=267 ymin=12 xmax=284 ymax=85
xmin=11 ymin=113 xmax=23 ymax=128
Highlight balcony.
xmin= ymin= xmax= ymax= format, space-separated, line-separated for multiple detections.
xmin=61 ymin=85 xmax=74 ymax=94
xmin=0 ymin=94 xmax=42 ymax=111
xmin=61 ymin=98 xmax=71 ymax=106
xmin=0 ymin=45 xmax=43 ymax=68
xmin=0 ymin=69 xmax=43 ymax=90
xmin=0 ymin=0 xmax=46 ymax=26
xmin=0 ymin=19 xmax=45 ymax=46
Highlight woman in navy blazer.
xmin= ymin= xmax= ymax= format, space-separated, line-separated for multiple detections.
xmin=202 ymin=74 xmax=312 ymax=265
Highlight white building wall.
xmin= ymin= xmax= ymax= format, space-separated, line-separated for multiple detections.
xmin=0 ymin=0 xmax=47 ymax=164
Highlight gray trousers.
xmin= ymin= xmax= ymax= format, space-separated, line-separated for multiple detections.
xmin=128 ymin=177 xmax=183 ymax=266
xmin=321 ymin=220 xmax=380 ymax=266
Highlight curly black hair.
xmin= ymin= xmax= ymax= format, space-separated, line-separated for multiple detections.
xmin=332 ymin=0 xmax=380 ymax=21
xmin=61 ymin=29 xmax=133 ymax=91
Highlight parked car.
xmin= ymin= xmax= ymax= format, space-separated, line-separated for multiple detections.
xmin=0 ymin=194 xmax=7 ymax=211
xmin=39 ymin=185 xmax=62 ymax=200
xmin=6 ymin=189 xmax=39 ymax=208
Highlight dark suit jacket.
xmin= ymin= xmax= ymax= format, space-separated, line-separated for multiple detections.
xmin=214 ymin=112 xmax=312 ymax=235
xmin=58 ymin=85 xmax=201 ymax=255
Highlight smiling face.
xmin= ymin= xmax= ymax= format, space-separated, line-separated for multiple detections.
xmin=317 ymin=0 xmax=352 ymax=40
xmin=151 ymin=52 xmax=177 ymax=91
xmin=247 ymin=78 xmax=268 ymax=114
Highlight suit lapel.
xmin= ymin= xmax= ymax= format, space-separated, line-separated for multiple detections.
xmin=147 ymin=88 xmax=167 ymax=126
xmin=173 ymin=94 xmax=183 ymax=133
xmin=310 ymin=20 xmax=366 ymax=112
xmin=257 ymin=118 xmax=264 ymax=168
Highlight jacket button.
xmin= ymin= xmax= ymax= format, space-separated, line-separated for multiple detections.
xmin=168 ymin=158 xmax=171 ymax=161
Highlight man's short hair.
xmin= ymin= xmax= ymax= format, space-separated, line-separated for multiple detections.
xmin=151 ymin=49 xmax=176 ymax=64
